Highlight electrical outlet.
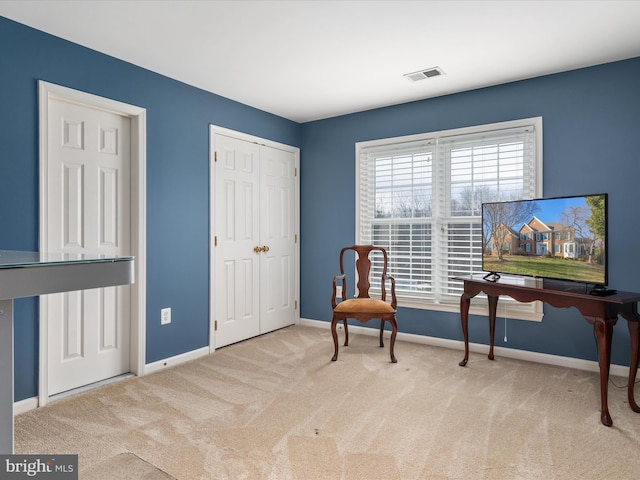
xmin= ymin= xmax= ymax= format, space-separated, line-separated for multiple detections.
xmin=161 ymin=307 xmax=171 ymax=325
xmin=335 ymin=285 xmax=343 ymax=297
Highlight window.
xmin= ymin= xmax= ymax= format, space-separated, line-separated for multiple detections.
xmin=356 ymin=118 xmax=543 ymax=320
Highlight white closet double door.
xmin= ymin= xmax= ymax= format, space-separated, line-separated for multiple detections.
xmin=211 ymin=128 xmax=298 ymax=348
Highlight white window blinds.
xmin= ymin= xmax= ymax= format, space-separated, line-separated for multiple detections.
xmin=356 ymin=118 xmax=543 ymax=319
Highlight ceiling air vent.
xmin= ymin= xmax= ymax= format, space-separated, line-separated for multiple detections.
xmin=404 ymin=67 xmax=445 ymax=82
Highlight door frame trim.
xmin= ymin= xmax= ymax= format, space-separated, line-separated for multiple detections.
xmin=38 ymin=80 xmax=147 ymax=406
xmin=208 ymin=125 xmax=300 ymax=353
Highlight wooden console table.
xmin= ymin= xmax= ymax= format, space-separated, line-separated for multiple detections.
xmin=455 ymin=274 xmax=640 ymax=427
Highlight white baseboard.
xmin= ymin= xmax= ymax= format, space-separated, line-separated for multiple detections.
xmin=144 ymin=346 xmax=210 ymax=375
xmin=300 ymin=318 xmax=632 ymax=378
xmin=14 ymin=396 xmax=39 ymax=415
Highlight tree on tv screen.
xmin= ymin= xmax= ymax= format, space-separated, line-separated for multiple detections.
xmin=483 ymin=201 xmax=538 ymax=261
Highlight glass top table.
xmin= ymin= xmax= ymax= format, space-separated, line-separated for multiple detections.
xmin=0 ymin=249 xmax=133 ymax=268
xmin=0 ymin=250 xmax=135 ymax=453
xmin=0 ymin=250 xmax=134 ymax=301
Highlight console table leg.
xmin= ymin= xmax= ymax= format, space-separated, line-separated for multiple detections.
xmin=487 ymin=295 xmax=498 ymax=361
xmin=459 ymin=293 xmax=471 ymax=367
xmin=594 ymin=319 xmax=614 ymax=426
xmin=627 ymin=319 xmax=640 ymax=412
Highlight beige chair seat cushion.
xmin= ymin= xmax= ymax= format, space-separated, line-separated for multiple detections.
xmin=334 ymin=298 xmax=395 ymax=314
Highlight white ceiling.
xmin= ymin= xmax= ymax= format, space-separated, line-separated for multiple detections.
xmin=2 ymin=0 xmax=640 ymax=123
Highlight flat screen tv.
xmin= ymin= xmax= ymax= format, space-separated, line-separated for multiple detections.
xmin=481 ymin=193 xmax=608 ymax=287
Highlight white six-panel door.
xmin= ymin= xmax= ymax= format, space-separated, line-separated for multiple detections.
xmin=259 ymin=145 xmax=296 ymax=333
xmin=46 ymin=98 xmax=131 ymax=395
xmin=211 ymin=129 xmax=298 ymax=349
xmin=213 ymin=134 xmax=262 ymax=347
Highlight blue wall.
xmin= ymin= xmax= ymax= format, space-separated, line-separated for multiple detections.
xmin=0 ymin=17 xmax=301 ymax=401
xmin=300 ymin=57 xmax=640 ymax=367
xmin=3 ymin=15 xmax=639 ymax=403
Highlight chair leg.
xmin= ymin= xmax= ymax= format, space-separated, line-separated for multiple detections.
xmin=389 ymin=316 xmax=398 ymax=363
xmin=331 ymin=316 xmax=340 ymax=361
xmin=379 ymin=319 xmax=385 ymax=347
xmin=343 ymin=319 xmax=349 ymax=346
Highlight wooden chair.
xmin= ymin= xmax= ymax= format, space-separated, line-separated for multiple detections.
xmin=331 ymin=245 xmax=398 ymax=363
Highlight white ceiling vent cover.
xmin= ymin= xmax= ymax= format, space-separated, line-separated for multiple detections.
xmin=404 ymin=67 xmax=445 ymax=82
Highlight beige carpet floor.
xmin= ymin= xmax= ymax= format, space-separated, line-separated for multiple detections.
xmin=14 ymin=324 xmax=640 ymax=479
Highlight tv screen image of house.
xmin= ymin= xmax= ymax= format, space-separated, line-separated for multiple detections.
xmin=481 ymin=193 xmax=607 ymax=285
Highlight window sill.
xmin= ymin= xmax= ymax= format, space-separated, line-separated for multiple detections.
xmin=397 ymin=298 xmax=544 ymax=322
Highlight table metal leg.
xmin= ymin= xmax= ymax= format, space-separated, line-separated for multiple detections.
xmin=0 ymin=299 xmax=14 ymax=453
